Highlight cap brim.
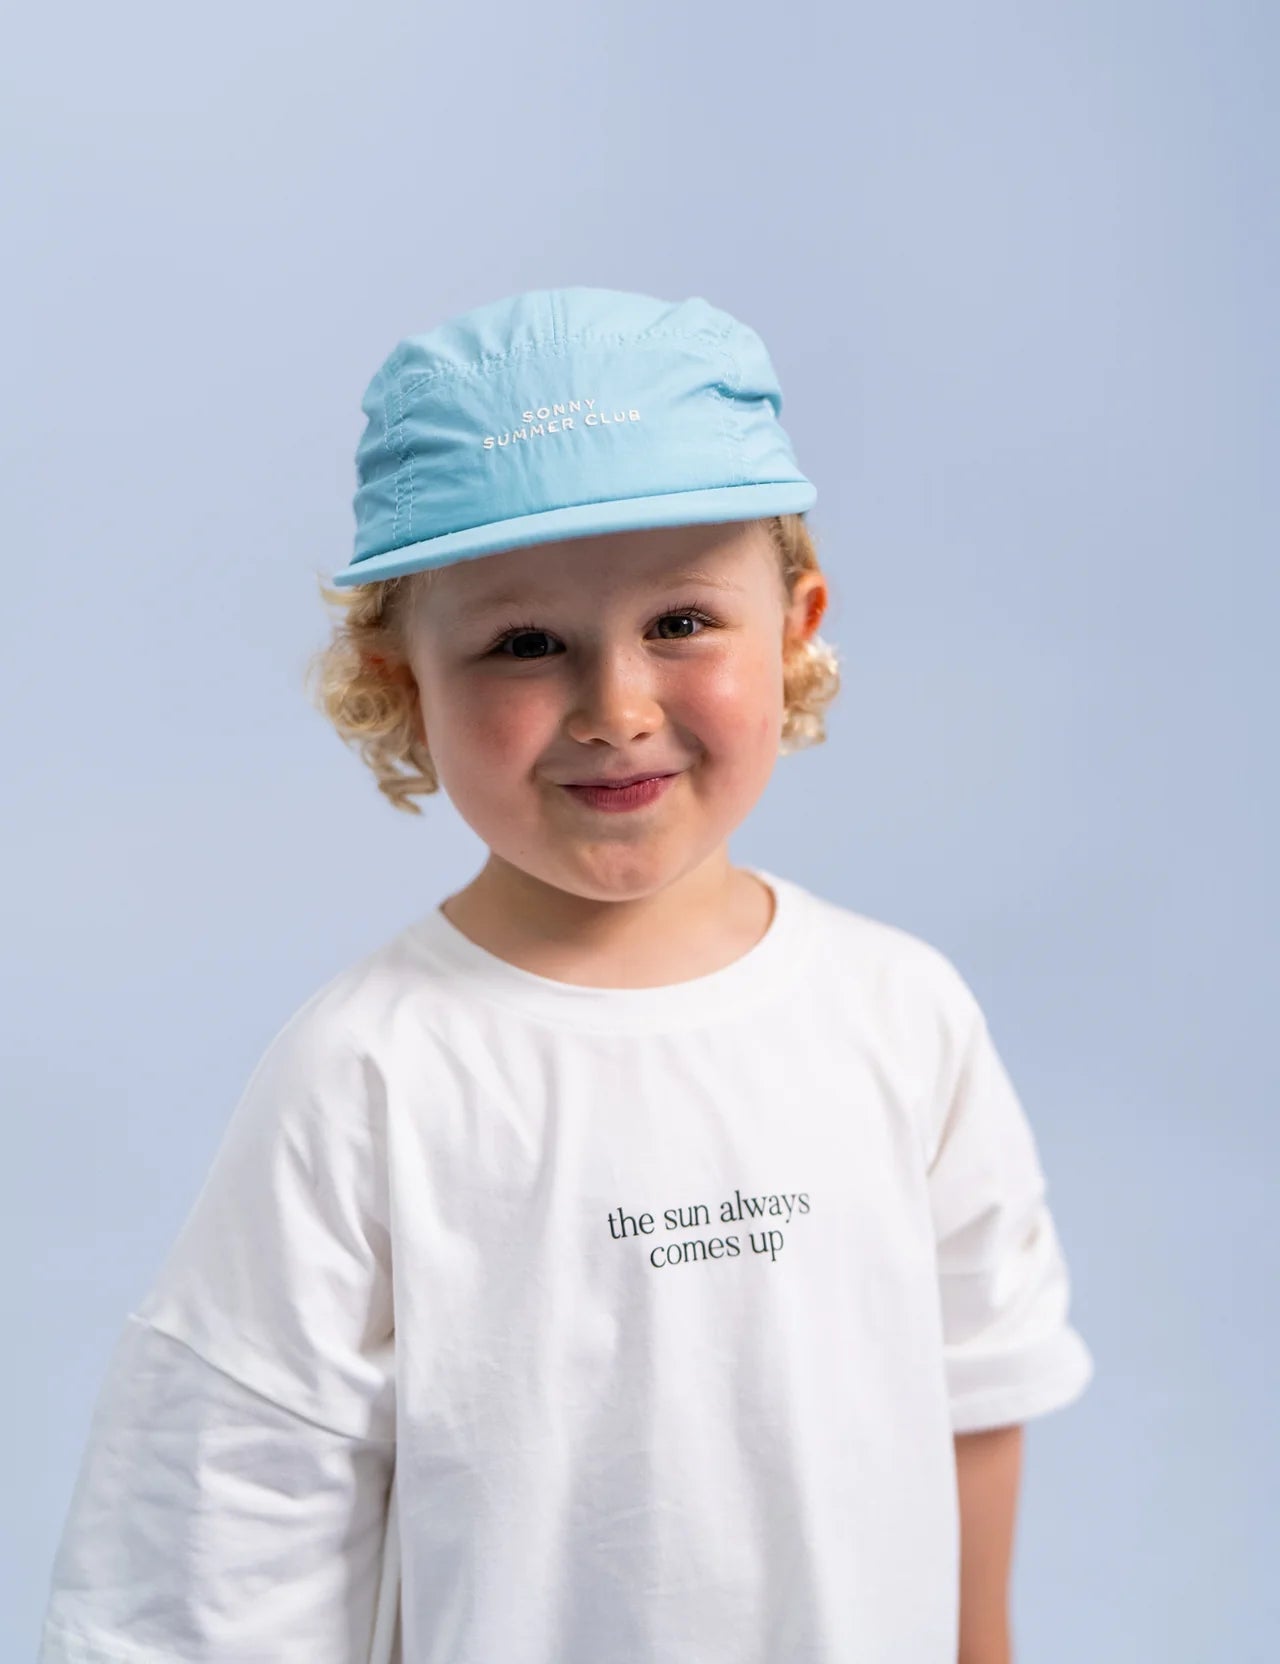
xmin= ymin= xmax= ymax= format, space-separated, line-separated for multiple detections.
xmin=329 ymin=480 xmax=817 ymax=587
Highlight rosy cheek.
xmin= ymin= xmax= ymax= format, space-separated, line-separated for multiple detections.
xmin=458 ymin=688 xmax=546 ymax=757
xmin=686 ymin=657 xmax=752 ymax=711
xmin=700 ymin=658 xmax=773 ymax=723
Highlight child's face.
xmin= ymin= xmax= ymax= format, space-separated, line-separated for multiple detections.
xmin=401 ymin=519 xmax=825 ymax=902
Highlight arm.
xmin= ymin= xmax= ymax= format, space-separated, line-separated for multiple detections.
xmin=954 ymin=1422 xmax=1023 ymax=1664
xmin=920 ymin=964 xmax=1092 ymax=1661
xmin=39 ymin=1006 xmax=397 ymax=1662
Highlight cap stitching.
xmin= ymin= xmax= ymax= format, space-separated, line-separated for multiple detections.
xmin=714 ymin=339 xmax=746 ymax=485
xmin=629 ymin=307 xmax=738 ymax=349
xmin=385 ymin=345 xmax=410 ymax=547
xmin=391 ymin=329 xmax=748 ymax=401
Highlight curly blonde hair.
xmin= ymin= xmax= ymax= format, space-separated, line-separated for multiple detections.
xmin=304 ymin=513 xmax=840 ymax=816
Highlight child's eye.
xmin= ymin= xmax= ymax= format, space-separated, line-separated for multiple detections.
xmin=486 ymin=606 xmax=720 ymax=660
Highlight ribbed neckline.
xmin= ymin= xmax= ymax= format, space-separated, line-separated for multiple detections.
xmin=403 ymin=867 xmax=812 ymax=1033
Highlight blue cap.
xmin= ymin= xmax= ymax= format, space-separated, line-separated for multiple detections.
xmin=330 ymin=286 xmax=816 ymax=586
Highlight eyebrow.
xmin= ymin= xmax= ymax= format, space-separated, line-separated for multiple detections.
xmin=452 ymin=570 xmax=745 ymax=621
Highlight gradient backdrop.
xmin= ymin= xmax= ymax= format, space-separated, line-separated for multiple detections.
xmin=4 ymin=1 xmax=1275 ymax=1658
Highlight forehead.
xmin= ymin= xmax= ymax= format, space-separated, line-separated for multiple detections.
xmin=426 ymin=520 xmax=771 ymax=621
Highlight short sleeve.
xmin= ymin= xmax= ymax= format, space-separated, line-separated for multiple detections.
xmin=923 ymin=972 xmax=1095 ymax=1435
xmin=38 ymin=998 xmax=399 ymax=1663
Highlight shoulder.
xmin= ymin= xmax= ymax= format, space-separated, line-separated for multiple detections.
xmin=781 ymin=878 xmax=989 ymax=1112
xmin=234 ymin=916 xmax=449 ymax=1128
xmin=789 ymin=879 xmax=984 ymax=1032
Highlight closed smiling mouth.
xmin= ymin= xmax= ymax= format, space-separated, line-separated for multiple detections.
xmin=561 ymin=771 xmax=680 ymax=788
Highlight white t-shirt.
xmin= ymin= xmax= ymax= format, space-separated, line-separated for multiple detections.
xmin=40 ymin=867 xmax=1093 ymax=1664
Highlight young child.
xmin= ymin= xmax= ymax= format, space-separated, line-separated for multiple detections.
xmin=39 ymin=286 xmax=1094 ymax=1664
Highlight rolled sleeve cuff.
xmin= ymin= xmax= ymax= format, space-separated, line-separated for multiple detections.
xmin=948 ymin=1322 xmax=1095 ymax=1433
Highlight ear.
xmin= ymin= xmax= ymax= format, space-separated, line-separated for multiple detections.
xmin=786 ymin=571 xmax=828 ymax=649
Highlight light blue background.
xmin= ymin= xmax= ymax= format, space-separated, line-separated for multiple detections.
xmin=5 ymin=2 xmax=1275 ymax=1658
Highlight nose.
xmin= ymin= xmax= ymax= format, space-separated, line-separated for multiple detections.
xmin=562 ymin=641 xmax=667 ymax=746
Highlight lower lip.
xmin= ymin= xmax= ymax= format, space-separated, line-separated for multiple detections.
xmin=562 ymin=774 xmax=679 ymax=812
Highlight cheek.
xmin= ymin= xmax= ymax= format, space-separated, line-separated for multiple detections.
xmin=431 ymin=680 xmax=552 ymax=762
xmin=686 ymin=648 xmax=783 ymax=738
